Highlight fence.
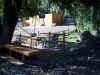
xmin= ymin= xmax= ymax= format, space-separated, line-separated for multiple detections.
xmin=12 ymin=32 xmax=68 ymax=49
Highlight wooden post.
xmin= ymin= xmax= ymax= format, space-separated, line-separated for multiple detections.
xmin=30 ymin=36 xmax=32 ymax=49
xmin=63 ymin=32 xmax=65 ymax=49
xmin=9 ymin=50 xmax=12 ymax=56
xmin=19 ymin=32 xmax=22 ymax=46
xmin=37 ymin=31 xmax=40 ymax=47
xmin=38 ymin=31 xmax=40 ymax=37
xmin=30 ymin=34 xmax=34 ymax=49
xmin=48 ymin=32 xmax=51 ymax=48
xmin=22 ymin=55 xmax=25 ymax=62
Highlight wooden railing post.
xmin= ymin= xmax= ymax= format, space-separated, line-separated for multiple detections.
xmin=30 ymin=36 xmax=32 ymax=49
xmin=37 ymin=31 xmax=40 ymax=48
xmin=48 ymin=32 xmax=51 ymax=48
xmin=18 ymin=32 xmax=22 ymax=46
xmin=63 ymin=32 xmax=65 ymax=49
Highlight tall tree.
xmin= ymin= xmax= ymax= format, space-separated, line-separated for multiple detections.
xmin=0 ymin=0 xmax=42 ymax=44
xmin=2 ymin=0 xmax=22 ymax=44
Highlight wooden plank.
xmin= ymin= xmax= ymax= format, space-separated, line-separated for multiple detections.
xmin=0 ymin=44 xmax=39 ymax=57
xmin=0 ymin=44 xmax=63 ymax=61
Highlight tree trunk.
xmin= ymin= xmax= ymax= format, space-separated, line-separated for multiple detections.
xmin=0 ymin=0 xmax=22 ymax=44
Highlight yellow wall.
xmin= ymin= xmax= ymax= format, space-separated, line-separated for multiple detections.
xmin=44 ymin=14 xmax=52 ymax=25
xmin=23 ymin=16 xmax=40 ymax=26
xmin=31 ymin=16 xmax=40 ymax=26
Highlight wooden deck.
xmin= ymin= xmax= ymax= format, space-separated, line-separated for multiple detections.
xmin=0 ymin=44 xmax=63 ymax=61
xmin=0 ymin=44 xmax=39 ymax=57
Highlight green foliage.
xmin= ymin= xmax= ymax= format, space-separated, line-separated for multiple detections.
xmin=69 ymin=2 xmax=94 ymax=32
xmin=0 ymin=0 xmax=4 ymax=16
xmin=92 ymin=5 xmax=100 ymax=32
xmin=19 ymin=0 xmax=42 ymax=17
xmin=48 ymin=0 xmax=100 ymax=33
xmin=48 ymin=0 xmax=75 ymax=14
xmin=0 ymin=0 xmax=43 ymax=17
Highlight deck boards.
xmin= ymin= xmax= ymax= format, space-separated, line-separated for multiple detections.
xmin=0 ymin=45 xmax=39 ymax=56
xmin=0 ymin=44 xmax=63 ymax=61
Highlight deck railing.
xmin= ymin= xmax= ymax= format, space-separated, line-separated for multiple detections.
xmin=12 ymin=32 xmax=68 ymax=49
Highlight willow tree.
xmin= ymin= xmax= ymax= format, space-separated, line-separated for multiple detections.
xmin=0 ymin=0 xmax=42 ymax=44
xmin=48 ymin=0 xmax=100 ymax=33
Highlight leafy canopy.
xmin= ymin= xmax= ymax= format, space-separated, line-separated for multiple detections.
xmin=48 ymin=0 xmax=100 ymax=32
xmin=0 ymin=0 xmax=43 ymax=17
xmin=19 ymin=0 xmax=43 ymax=17
xmin=0 ymin=0 xmax=4 ymax=16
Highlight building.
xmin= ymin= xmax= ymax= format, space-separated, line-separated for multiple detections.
xmin=22 ymin=13 xmax=64 ymax=27
xmin=22 ymin=16 xmax=40 ymax=26
xmin=44 ymin=13 xmax=64 ymax=26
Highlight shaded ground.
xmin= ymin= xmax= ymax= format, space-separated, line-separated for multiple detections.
xmin=0 ymin=43 xmax=100 ymax=75
xmin=0 ymin=56 xmax=96 ymax=75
